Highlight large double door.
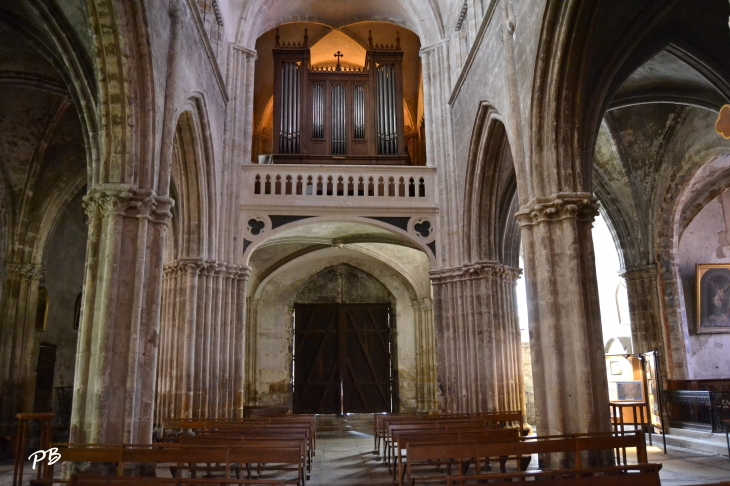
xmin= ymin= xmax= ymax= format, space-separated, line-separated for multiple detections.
xmin=293 ymin=304 xmax=392 ymax=414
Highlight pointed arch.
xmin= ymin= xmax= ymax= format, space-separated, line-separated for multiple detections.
xmin=168 ymin=95 xmax=218 ymax=260
xmin=462 ymin=103 xmax=520 ymax=267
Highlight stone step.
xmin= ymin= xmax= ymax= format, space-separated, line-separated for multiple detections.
xmin=664 ymin=427 xmax=728 ymax=444
xmin=651 ymin=431 xmax=729 ymax=457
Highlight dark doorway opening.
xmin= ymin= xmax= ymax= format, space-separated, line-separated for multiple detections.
xmin=293 ymin=303 xmax=393 ymax=414
xmin=33 ymin=343 xmax=57 ymax=413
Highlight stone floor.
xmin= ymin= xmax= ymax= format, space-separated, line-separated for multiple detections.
xmin=1 ymin=417 xmax=728 ymax=485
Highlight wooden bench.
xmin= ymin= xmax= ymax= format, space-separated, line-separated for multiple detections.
xmin=446 ymin=464 xmax=662 ymax=485
xmin=375 ymin=411 xmax=522 ymax=459
xmin=385 ymin=414 xmax=522 ymax=467
xmin=34 ymin=477 xmax=286 ymax=485
xmin=161 ymin=417 xmax=316 ymax=456
xmin=403 ymin=431 xmax=652 ymax=486
xmin=40 ymin=443 xmax=307 ymax=486
xmin=394 ymin=427 xmax=521 ymax=484
xmin=178 ymin=436 xmax=308 ymax=479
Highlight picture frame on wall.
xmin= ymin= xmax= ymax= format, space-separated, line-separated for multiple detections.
xmin=696 ymin=264 xmax=730 ymax=333
xmin=609 ymin=360 xmax=622 ymax=375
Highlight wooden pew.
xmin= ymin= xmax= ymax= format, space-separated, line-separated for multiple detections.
xmin=446 ymin=464 xmax=662 ymax=485
xmin=179 ymin=436 xmax=308 ymax=479
xmin=375 ymin=411 xmax=522 ymax=459
xmin=41 ymin=443 xmax=307 ymax=486
xmin=385 ymin=414 xmax=521 ymax=467
xmin=403 ymin=431 xmax=652 ymax=486
xmin=34 ymin=477 xmax=286 ymax=485
xmin=161 ymin=417 xmax=316 ymax=456
xmin=394 ymin=427 xmax=521 ymax=485
xmin=386 ymin=420 xmax=490 ymax=467
xmin=194 ymin=426 xmax=313 ymax=471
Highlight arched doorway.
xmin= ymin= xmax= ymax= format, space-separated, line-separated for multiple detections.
xmin=292 ymin=265 xmax=396 ymax=414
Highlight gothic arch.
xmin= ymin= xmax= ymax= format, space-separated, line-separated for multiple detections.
xmin=529 ymin=0 xmax=730 ymax=198
xmin=462 ymin=104 xmax=520 ymax=267
xmin=247 ymin=247 xmax=436 ymax=411
xmin=653 ymin=147 xmax=730 ymax=378
xmin=168 ymin=96 xmax=218 ymax=260
xmin=235 ymin=0 xmax=443 ymax=49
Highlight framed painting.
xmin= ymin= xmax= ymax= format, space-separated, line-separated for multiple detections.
xmin=616 ymin=381 xmax=643 ymax=401
xmin=696 ymin=264 xmax=730 ymax=333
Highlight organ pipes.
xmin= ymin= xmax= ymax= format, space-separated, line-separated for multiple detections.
xmin=332 ymin=84 xmax=346 ymax=154
xmin=312 ymin=85 xmax=324 ymax=138
xmin=279 ymin=63 xmax=301 ymax=153
xmin=353 ymin=85 xmax=365 ymax=139
xmin=377 ymin=65 xmax=398 ymax=155
xmin=272 ymin=30 xmax=406 ymax=163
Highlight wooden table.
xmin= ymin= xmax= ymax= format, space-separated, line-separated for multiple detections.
xmin=13 ymin=413 xmax=54 ymax=486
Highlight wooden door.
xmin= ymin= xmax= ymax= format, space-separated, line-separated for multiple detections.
xmin=341 ymin=305 xmax=391 ymax=413
xmin=293 ymin=304 xmax=340 ymax=414
xmin=293 ymin=304 xmax=391 ymax=414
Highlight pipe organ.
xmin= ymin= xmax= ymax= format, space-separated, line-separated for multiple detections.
xmin=272 ymin=30 xmax=409 ymax=165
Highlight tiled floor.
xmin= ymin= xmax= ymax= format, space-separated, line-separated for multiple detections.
xmin=1 ymin=418 xmax=728 ymax=485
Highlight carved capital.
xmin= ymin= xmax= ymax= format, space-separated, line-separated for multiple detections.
xmin=5 ymin=262 xmax=46 ymax=280
xmin=430 ymin=262 xmax=522 ymax=284
xmin=515 ymin=193 xmax=599 ymax=227
xmin=83 ymin=188 xmax=175 ymax=225
xmin=620 ymin=264 xmax=658 ymax=282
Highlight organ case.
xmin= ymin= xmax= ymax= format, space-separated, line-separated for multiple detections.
xmin=272 ymin=31 xmax=409 ymax=165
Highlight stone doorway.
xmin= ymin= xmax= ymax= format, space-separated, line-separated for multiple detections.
xmin=293 ymin=303 xmax=393 ymax=414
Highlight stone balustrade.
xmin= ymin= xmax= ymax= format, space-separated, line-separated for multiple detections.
xmin=242 ymin=164 xmax=438 ymax=209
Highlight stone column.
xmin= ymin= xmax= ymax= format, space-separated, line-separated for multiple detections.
xmin=155 ymin=260 xmax=250 ymax=424
xmin=244 ymin=297 xmax=260 ymax=405
xmin=70 ymin=188 xmax=173 ymax=445
xmin=516 ymin=194 xmax=611 ymax=467
xmin=420 ymin=41 xmax=461 ymax=268
xmin=621 ymin=265 xmax=663 ymax=355
xmin=430 ymin=262 xmax=525 ymax=418
xmin=0 ymin=262 xmax=45 ymax=429
xmin=413 ymin=298 xmax=437 ymax=412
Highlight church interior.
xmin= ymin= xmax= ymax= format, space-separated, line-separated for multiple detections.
xmin=1 ymin=0 xmax=730 ymax=484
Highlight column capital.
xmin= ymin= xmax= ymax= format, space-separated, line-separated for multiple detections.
xmin=430 ymin=261 xmax=522 ymax=283
xmin=83 ymin=187 xmax=175 ymax=224
xmin=620 ymin=264 xmax=658 ymax=281
xmin=163 ymin=258 xmax=203 ymax=277
xmin=164 ymin=259 xmax=252 ymax=280
xmin=463 ymin=261 xmax=522 ymax=282
xmin=233 ymin=44 xmax=257 ymax=59
xmin=419 ymin=39 xmax=448 ymax=56
xmin=5 ymin=262 xmax=45 ymax=280
xmin=515 ymin=193 xmax=599 ymax=226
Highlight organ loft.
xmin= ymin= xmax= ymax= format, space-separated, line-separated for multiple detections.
xmin=272 ymin=29 xmax=409 ymax=165
xmin=2 ymin=1 xmax=730 ymax=484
